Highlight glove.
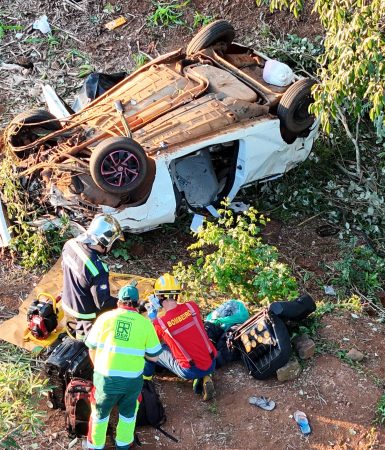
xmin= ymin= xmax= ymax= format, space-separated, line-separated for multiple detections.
xmin=148 ymin=294 xmax=161 ymax=311
xmin=145 ymin=303 xmax=158 ymax=321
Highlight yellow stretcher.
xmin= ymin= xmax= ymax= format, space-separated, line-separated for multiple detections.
xmin=0 ymin=257 xmax=156 ymax=352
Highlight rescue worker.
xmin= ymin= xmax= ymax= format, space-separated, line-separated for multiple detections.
xmin=61 ymin=214 xmax=124 ymax=340
xmin=143 ymin=273 xmax=217 ymax=401
xmin=85 ymin=284 xmax=162 ymax=450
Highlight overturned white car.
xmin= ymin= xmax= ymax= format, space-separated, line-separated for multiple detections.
xmin=4 ymin=20 xmax=318 ymax=233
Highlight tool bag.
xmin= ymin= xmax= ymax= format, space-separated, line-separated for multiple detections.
xmin=231 ymin=310 xmax=291 ymax=380
xmin=231 ymin=295 xmax=316 ymax=379
xmin=65 ymin=378 xmax=93 ymax=438
xmin=44 ymin=337 xmax=93 ymax=409
xmin=136 ymin=380 xmax=178 ymax=442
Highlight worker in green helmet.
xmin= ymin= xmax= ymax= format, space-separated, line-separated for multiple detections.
xmin=85 ymin=284 xmax=162 ymax=450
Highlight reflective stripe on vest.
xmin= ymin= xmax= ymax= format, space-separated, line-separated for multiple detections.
xmin=68 ymin=240 xmax=99 ymax=277
xmin=62 ymin=301 xmax=97 ymax=320
xmin=94 ymin=343 xmax=146 ymax=357
xmin=90 ymin=310 xmax=159 ymax=378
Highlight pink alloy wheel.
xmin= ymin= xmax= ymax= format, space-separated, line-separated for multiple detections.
xmin=100 ymin=149 xmax=140 ymax=187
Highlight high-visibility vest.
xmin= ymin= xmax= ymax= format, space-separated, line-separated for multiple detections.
xmin=86 ymin=308 xmax=162 ymax=378
xmin=61 ymin=239 xmax=113 ymax=319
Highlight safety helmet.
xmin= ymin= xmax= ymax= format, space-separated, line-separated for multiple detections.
xmin=85 ymin=214 xmax=124 ymax=251
xmin=118 ymin=285 xmax=140 ymax=306
xmin=154 ymin=273 xmax=181 ymax=298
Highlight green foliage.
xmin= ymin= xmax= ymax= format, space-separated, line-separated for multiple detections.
xmin=0 ymin=23 xmax=23 ymax=40
xmin=111 ymin=240 xmax=133 ymax=261
xmin=256 ymin=0 xmax=304 ymax=18
xmin=256 ymin=133 xmax=385 ymax=252
xmin=256 ymin=0 xmax=385 ymax=145
xmin=148 ymin=0 xmax=190 ymax=27
xmin=331 ymin=239 xmax=385 ymax=301
xmin=0 ymin=157 xmax=71 ymax=268
xmin=263 ymin=33 xmax=323 ymax=75
xmin=65 ymin=49 xmax=93 ymax=78
xmin=174 ymin=201 xmax=298 ymax=305
xmin=192 ymin=12 xmax=214 ymax=29
xmin=376 ymin=394 xmax=385 ymax=425
xmin=102 ymin=2 xmax=121 ymax=14
xmin=132 ymin=53 xmax=149 ymax=70
xmin=0 ymin=344 xmax=48 ymax=448
xmin=23 ymin=33 xmax=60 ymax=49
xmin=78 ymin=63 xmax=95 ymax=78
xmin=295 ymin=296 xmax=362 ymax=338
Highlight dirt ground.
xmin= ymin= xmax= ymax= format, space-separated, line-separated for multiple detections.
xmin=2 ymin=219 xmax=385 ymax=450
xmin=1 ymin=1 xmax=385 ymax=449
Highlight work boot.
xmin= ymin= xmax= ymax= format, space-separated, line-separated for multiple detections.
xmin=193 ymin=378 xmax=203 ymax=395
xmin=202 ymin=375 xmax=215 ymax=401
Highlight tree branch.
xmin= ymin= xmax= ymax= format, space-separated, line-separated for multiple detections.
xmin=336 ymin=107 xmax=362 ymax=176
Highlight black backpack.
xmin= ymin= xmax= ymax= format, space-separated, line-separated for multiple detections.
xmin=136 ymin=380 xmax=178 ymax=442
xmin=64 ymin=377 xmax=93 ymax=438
xmin=44 ymin=337 xmax=93 ymax=409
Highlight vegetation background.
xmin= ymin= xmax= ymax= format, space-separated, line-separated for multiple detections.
xmin=0 ymin=0 xmax=384 ymax=448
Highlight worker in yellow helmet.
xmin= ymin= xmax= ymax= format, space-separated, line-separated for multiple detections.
xmin=143 ymin=273 xmax=217 ymax=401
xmin=85 ymin=284 xmax=162 ymax=450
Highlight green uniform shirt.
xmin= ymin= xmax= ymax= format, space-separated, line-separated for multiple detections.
xmin=85 ymin=307 xmax=162 ymax=380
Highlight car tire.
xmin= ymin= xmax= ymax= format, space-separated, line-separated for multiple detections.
xmin=7 ymin=109 xmax=62 ymax=153
xmin=186 ymin=20 xmax=235 ymax=56
xmin=90 ymin=137 xmax=149 ymax=196
xmin=277 ymin=78 xmax=316 ymax=135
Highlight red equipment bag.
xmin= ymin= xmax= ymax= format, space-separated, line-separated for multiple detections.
xmin=64 ymin=378 xmax=93 ymax=438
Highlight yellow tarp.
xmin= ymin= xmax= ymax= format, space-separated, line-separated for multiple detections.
xmin=0 ymin=257 xmax=155 ymax=351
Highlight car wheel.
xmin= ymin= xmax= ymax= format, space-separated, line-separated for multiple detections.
xmin=7 ymin=109 xmax=62 ymax=154
xmin=186 ymin=20 xmax=235 ymax=56
xmin=277 ymin=78 xmax=316 ymax=135
xmin=280 ymin=123 xmax=298 ymax=144
xmin=89 ymin=137 xmax=149 ymax=196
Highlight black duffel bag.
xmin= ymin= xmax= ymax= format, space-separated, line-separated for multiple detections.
xmin=268 ymin=294 xmax=316 ymax=322
xmin=44 ymin=337 xmax=93 ymax=409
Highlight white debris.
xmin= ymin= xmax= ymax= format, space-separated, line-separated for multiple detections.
xmin=324 ymin=285 xmax=336 ymax=296
xmin=32 ymin=15 xmax=52 ymax=34
xmin=263 ymin=59 xmax=294 ymax=87
xmin=230 ymin=201 xmax=250 ymax=213
xmin=0 ymin=199 xmax=11 ymax=247
xmin=190 ymin=214 xmax=205 ymax=232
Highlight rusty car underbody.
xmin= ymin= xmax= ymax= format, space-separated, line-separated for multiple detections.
xmin=3 ymin=20 xmax=318 ymax=232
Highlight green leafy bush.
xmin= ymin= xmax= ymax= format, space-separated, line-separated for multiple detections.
xmin=174 ymin=202 xmax=298 ymax=305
